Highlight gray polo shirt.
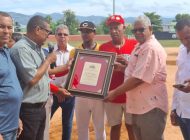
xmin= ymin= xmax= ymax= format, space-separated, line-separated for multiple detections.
xmin=10 ymin=36 xmax=50 ymax=103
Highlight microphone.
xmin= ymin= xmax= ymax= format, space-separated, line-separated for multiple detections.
xmin=48 ymin=42 xmax=56 ymax=69
xmin=48 ymin=42 xmax=54 ymax=53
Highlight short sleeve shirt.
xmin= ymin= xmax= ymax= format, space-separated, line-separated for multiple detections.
xmin=99 ymin=38 xmax=137 ymax=103
xmin=10 ymin=36 xmax=50 ymax=103
xmin=125 ymin=35 xmax=168 ymax=114
xmin=0 ymin=47 xmax=23 ymax=133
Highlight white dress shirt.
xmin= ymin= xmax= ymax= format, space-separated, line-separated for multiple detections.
xmin=51 ymin=44 xmax=73 ymax=87
xmin=172 ymin=44 xmax=190 ymax=118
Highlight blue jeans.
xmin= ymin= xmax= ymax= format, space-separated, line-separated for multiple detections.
xmin=2 ymin=129 xmax=17 ymax=140
xmin=51 ymin=96 xmax=75 ymax=140
xmin=176 ymin=115 xmax=190 ymax=140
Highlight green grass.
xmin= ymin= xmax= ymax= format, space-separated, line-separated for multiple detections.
xmin=45 ymin=39 xmax=181 ymax=48
xmin=158 ymin=40 xmax=180 ymax=48
xmin=69 ymin=40 xmax=181 ymax=48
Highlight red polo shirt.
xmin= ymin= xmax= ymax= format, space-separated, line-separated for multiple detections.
xmin=99 ymin=38 xmax=137 ymax=103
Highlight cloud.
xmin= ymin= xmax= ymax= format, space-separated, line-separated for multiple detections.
xmin=1 ymin=0 xmax=190 ymax=17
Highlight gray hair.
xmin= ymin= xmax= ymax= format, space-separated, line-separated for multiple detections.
xmin=55 ymin=24 xmax=70 ymax=35
xmin=134 ymin=15 xmax=151 ymax=27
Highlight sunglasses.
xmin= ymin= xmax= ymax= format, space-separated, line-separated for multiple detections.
xmin=132 ymin=28 xmax=146 ymax=34
xmin=57 ymin=33 xmax=69 ymax=37
xmin=38 ymin=26 xmax=52 ymax=35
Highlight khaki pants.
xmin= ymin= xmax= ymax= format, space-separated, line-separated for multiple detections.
xmin=132 ymin=108 xmax=167 ymax=140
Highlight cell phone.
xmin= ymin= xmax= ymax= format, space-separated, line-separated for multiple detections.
xmin=173 ymin=84 xmax=186 ymax=88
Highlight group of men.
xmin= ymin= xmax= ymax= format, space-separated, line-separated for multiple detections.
xmin=1 ymin=10 xmax=190 ymax=140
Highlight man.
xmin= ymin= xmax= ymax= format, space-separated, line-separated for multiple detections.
xmin=171 ymin=19 xmax=190 ymax=140
xmin=0 ymin=11 xmax=23 ymax=140
xmin=105 ymin=15 xmax=168 ymax=140
xmin=50 ymin=24 xmax=75 ymax=140
xmin=70 ymin=21 xmax=106 ymax=140
xmin=99 ymin=15 xmax=137 ymax=140
xmin=10 ymin=15 xmax=70 ymax=140
xmin=8 ymin=32 xmax=23 ymax=48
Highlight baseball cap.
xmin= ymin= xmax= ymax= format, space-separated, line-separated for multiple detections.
xmin=106 ymin=15 xmax=125 ymax=25
xmin=78 ymin=21 xmax=96 ymax=31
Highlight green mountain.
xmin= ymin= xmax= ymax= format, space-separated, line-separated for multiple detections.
xmin=8 ymin=12 xmax=174 ymax=26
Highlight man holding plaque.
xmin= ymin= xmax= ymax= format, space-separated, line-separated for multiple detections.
xmin=105 ymin=15 xmax=168 ymax=140
xmin=70 ymin=21 xmax=106 ymax=140
xmin=99 ymin=15 xmax=137 ymax=140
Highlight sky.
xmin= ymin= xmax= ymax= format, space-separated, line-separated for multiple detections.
xmin=1 ymin=0 xmax=190 ymax=17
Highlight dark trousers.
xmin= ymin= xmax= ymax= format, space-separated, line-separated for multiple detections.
xmin=18 ymin=104 xmax=46 ymax=140
xmin=176 ymin=114 xmax=190 ymax=140
xmin=51 ymin=96 xmax=75 ymax=140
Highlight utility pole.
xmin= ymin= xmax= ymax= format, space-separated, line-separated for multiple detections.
xmin=113 ymin=0 xmax=115 ymax=15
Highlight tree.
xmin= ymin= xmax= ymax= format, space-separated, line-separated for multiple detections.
xmin=96 ymin=19 xmax=109 ymax=34
xmin=45 ymin=15 xmax=57 ymax=34
xmin=14 ymin=21 xmax=21 ymax=32
xmin=125 ymin=24 xmax=133 ymax=36
xmin=175 ymin=13 xmax=190 ymax=22
xmin=63 ymin=9 xmax=79 ymax=35
xmin=144 ymin=12 xmax=162 ymax=32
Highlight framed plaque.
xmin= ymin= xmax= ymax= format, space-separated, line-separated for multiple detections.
xmin=65 ymin=49 xmax=116 ymax=99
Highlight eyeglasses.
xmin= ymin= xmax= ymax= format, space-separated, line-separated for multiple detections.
xmin=132 ymin=28 xmax=146 ymax=34
xmin=57 ymin=33 xmax=69 ymax=37
xmin=38 ymin=26 xmax=52 ymax=35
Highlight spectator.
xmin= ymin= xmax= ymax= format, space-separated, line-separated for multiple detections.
xmin=99 ymin=15 xmax=137 ymax=140
xmin=105 ymin=15 xmax=168 ymax=140
xmin=171 ymin=18 xmax=190 ymax=140
xmin=10 ymin=15 xmax=70 ymax=140
xmin=7 ymin=32 xmax=23 ymax=48
xmin=50 ymin=24 xmax=75 ymax=140
xmin=70 ymin=21 xmax=106 ymax=140
xmin=0 ymin=11 xmax=23 ymax=140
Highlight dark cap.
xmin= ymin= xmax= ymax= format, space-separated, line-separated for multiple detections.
xmin=78 ymin=21 xmax=96 ymax=31
xmin=106 ymin=15 xmax=125 ymax=26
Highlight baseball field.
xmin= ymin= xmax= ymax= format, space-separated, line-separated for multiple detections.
xmin=48 ymin=35 xmax=183 ymax=140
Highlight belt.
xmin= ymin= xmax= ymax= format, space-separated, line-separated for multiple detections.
xmin=21 ymin=102 xmax=46 ymax=109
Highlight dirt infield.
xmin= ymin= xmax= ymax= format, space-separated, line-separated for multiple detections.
xmin=49 ymin=47 xmax=184 ymax=140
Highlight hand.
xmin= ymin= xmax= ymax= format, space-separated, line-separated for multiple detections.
xmin=58 ymin=88 xmax=72 ymax=97
xmin=173 ymin=82 xmax=190 ymax=93
xmin=55 ymin=88 xmax=72 ymax=103
xmin=55 ymin=93 xmax=65 ymax=103
xmin=66 ymin=59 xmax=73 ymax=70
xmin=184 ymin=79 xmax=190 ymax=83
xmin=170 ymin=110 xmax=179 ymax=126
xmin=116 ymin=55 xmax=128 ymax=66
xmin=17 ymin=118 xmax=23 ymax=138
xmin=46 ymin=52 xmax=57 ymax=64
xmin=114 ymin=61 xmax=126 ymax=72
xmin=104 ymin=90 xmax=116 ymax=102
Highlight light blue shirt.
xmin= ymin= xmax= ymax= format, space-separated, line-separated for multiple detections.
xmin=10 ymin=36 xmax=50 ymax=103
xmin=0 ymin=46 xmax=23 ymax=133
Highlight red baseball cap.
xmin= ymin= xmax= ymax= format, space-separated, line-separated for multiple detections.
xmin=106 ymin=15 xmax=125 ymax=26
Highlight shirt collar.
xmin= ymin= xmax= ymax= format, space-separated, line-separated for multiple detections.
xmin=0 ymin=45 xmax=9 ymax=51
xmin=23 ymin=35 xmax=41 ymax=51
xmin=54 ymin=44 xmax=69 ymax=53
